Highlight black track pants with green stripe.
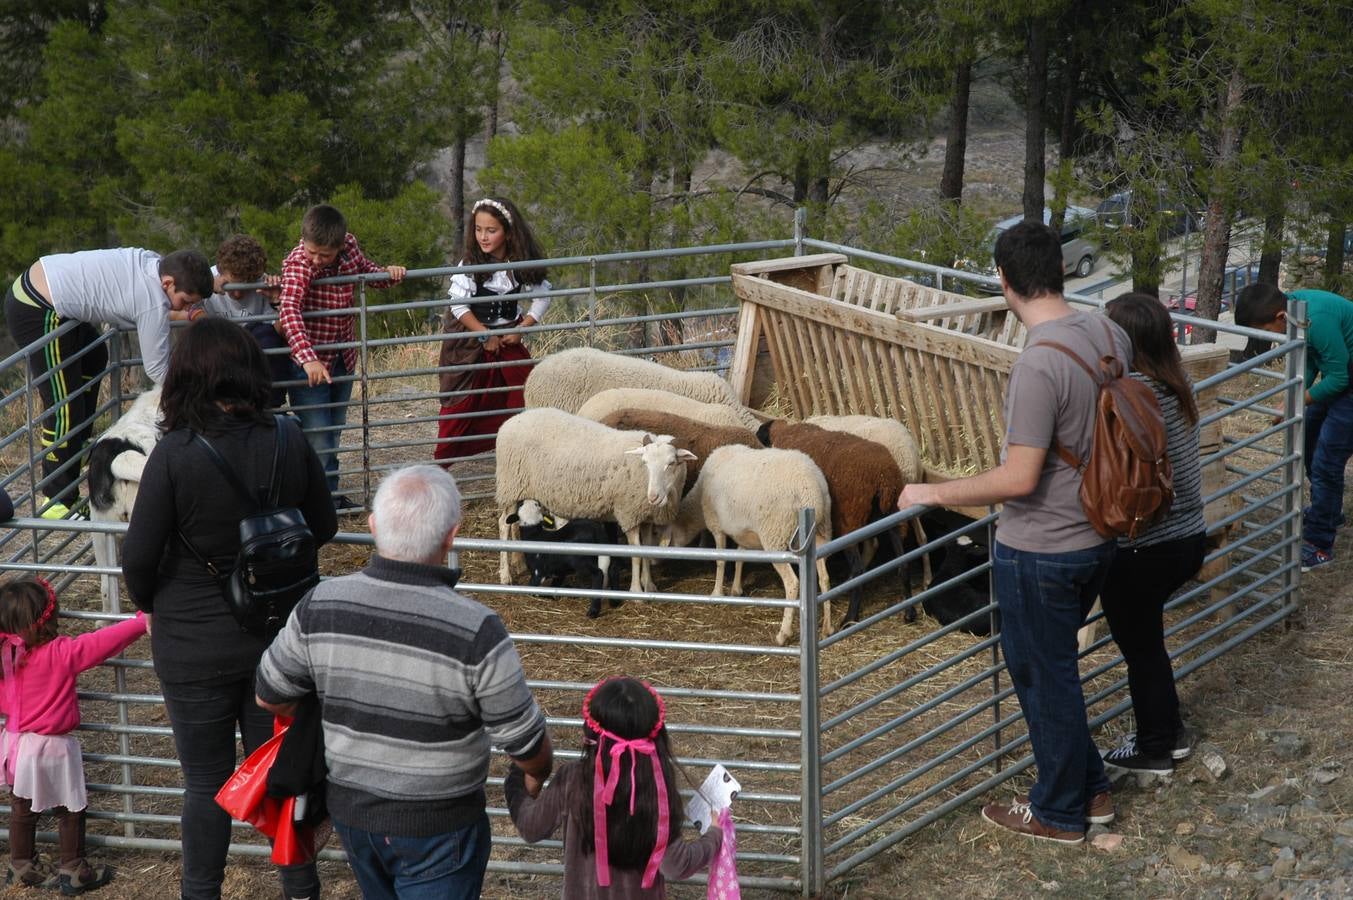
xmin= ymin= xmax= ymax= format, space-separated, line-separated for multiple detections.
xmin=4 ymin=287 xmax=108 ymax=504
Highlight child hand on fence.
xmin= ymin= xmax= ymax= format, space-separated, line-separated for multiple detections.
xmin=0 ymin=576 xmax=146 ymax=892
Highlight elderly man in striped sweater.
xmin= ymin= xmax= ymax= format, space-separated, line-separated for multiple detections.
xmin=257 ymin=464 xmax=553 ymax=898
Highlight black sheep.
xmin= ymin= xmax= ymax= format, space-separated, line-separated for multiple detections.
xmin=505 ymin=499 xmax=618 ymax=618
xmin=918 ymin=511 xmax=998 ymax=637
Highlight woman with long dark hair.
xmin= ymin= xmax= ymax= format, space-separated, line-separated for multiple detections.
xmin=1098 ymin=293 xmax=1206 ymax=776
xmin=122 ymin=318 xmax=337 ymax=900
xmin=434 ymin=196 xmax=551 ymax=462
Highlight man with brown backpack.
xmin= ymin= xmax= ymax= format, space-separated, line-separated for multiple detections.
xmin=900 ymin=220 xmax=1166 ymax=845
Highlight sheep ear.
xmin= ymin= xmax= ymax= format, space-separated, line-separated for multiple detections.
xmin=676 ymin=448 xmax=698 ymax=462
xmin=640 ymin=432 xmax=654 ymax=446
xmin=505 ymin=513 xmax=520 ymax=525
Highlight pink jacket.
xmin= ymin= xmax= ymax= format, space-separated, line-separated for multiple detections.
xmin=1 ymin=613 xmax=147 ymax=736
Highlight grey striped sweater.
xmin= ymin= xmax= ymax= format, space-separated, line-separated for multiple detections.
xmin=256 ymin=555 xmax=546 ymax=837
xmin=1125 ymin=375 xmax=1207 ymax=548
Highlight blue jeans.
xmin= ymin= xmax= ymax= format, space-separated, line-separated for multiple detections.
xmin=334 ymin=814 xmax=491 ymax=900
xmin=993 ymin=539 xmax=1116 ymax=832
xmin=286 ymin=355 xmax=353 ymax=494
xmin=1303 ymin=389 xmax=1353 ymax=551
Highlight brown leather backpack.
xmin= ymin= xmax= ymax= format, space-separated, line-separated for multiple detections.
xmin=1039 ymin=319 xmax=1174 ymax=541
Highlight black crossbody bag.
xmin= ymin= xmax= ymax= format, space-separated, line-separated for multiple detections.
xmin=177 ymin=416 xmax=320 ymax=635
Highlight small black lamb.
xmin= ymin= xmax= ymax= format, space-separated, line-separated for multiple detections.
xmin=505 ymin=499 xmax=618 ymax=618
xmin=918 ymin=511 xmax=997 ymax=637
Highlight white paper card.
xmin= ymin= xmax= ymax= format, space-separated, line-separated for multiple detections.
xmin=685 ymin=764 xmax=740 ymax=834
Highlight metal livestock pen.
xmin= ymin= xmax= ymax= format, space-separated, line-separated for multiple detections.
xmin=0 ymin=224 xmax=1305 ymax=896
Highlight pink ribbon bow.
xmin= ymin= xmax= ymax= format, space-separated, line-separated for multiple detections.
xmin=592 ymin=727 xmax=670 ymax=888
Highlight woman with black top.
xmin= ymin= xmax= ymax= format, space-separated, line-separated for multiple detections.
xmin=434 ymin=196 xmax=551 ymax=462
xmin=122 ymin=318 xmax=337 ymax=900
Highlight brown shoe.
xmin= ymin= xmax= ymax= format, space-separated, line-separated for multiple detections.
xmin=1087 ymin=790 xmax=1116 ymax=825
xmin=1016 ymin=792 xmax=1116 ymax=826
xmin=981 ymin=799 xmax=1085 ymax=844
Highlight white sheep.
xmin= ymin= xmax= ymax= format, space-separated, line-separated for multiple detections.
xmin=669 ymin=444 xmax=834 ymax=646
xmin=524 ymin=348 xmax=758 ymax=426
xmin=495 ymin=408 xmax=696 ymax=593
xmin=578 ymin=388 xmax=757 ymax=432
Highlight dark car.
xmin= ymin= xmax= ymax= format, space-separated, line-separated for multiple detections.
xmin=1096 ymin=190 xmax=1200 ymax=240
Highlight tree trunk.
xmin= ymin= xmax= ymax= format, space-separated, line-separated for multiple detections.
xmin=1324 ymin=220 xmax=1348 ymax=292
xmin=449 ymin=131 xmax=467 ymax=256
xmin=1049 ymin=57 xmax=1078 ymax=231
xmin=939 ymin=60 xmax=971 ymax=204
xmin=485 ymin=28 xmax=503 ymax=142
xmin=1022 ymin=19 xmax=1048 ymax=223
xmin=1258 ymin=207 xmax=1285 ymax=287
xmin=1192 ymin=68 xmax=1247 ymax=342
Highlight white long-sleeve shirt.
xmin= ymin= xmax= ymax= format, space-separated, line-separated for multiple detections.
xmin=448 ymin=268 xmax=552 ymax=325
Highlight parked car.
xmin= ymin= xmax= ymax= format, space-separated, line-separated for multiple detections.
xmin=1096 ymin=190 xmax=1200 ymax=241
xmin=960 ymin=207 xmax=1100 ymax=291
xmin=1166 ymin=262 xmax=1259 ymax=313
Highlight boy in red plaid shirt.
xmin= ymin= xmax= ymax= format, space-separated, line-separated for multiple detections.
xmin=277 ymin=205 xmax=406 ymax=508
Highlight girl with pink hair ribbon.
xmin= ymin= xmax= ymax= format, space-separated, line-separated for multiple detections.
xmin=504 ymin=676 xmax=725 ymax=897
xmin=0 ymin=576 xmax=146 ymax=893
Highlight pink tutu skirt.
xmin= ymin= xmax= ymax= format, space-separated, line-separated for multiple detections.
xmin=1 ymin=731 xmax=87 ymax=812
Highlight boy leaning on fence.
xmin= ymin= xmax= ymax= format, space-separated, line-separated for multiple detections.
xmin=274 ymin=204 xmax=406 ymax=510
xmin=3 ymin=247 xmax=213 ymax=519
xmin=899 ymin=220 xmax=1129 ymax=845
xmin=1235 ymin=283 xmax=1353 ymax=572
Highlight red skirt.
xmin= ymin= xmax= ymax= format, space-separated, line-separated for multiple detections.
xmin=434 ymin=341 xmax=532 ymax=461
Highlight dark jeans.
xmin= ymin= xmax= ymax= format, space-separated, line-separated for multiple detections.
xmin=334 ymin=813 xmax=491 ymax=900
xmin=993 ymin=539 xmax=1116 ymax=832
xmin=1100 ymin=533 xmax=1206 ymax=759
xmin=5 ymin=288 xmax=108 ymax=504
xmin=8 ymin=794 xmax=83 ymax=868
xmin=161 ymin=678 xmax=320 ymax=900
xmin=285 ymin=356 xmax=352 ymax=495
xmin=1303 ymin=390 xmax=1353 ymax=550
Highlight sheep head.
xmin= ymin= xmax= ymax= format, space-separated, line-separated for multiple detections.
xmin=625 ymin=434 xmax=698 ymax=506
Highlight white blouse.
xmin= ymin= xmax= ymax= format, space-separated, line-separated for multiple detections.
xmin=448 ymin=268 xmax=552 ymax=325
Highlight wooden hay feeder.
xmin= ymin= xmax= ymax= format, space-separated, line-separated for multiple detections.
xmin=726 ymin=253 xmax=1232 ymax=532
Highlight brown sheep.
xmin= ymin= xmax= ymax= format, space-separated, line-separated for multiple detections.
xmin=756 ymin=419 xmax=919 ymax=627
xmin=597 ymin=408 xmax=761 ymax=495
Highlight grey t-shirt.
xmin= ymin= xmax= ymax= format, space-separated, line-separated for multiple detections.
xmin=996 ymin=309 xmax=1132 ymax=553
xmin=203 ymin=266 xmax=273 ymax=320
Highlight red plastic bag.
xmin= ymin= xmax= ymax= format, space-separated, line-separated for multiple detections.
xmin=215 ymin=716 xmax=318 ymax=865
xmin=707 ymin=807 xmax=740 ymax=899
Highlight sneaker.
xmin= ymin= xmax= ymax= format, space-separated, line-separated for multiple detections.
xmin=6 ymin=857 xmax=58 ymax=888
xmin=58 ymin=860 xmax=113 ymax=895
xmin=40 ymin=500 xmax=85 ymax=520
xmin=1018 ymin=791 xmax=1115 ymax=826
xmin=1102 ymin=738 xmax=1173 ymax=775
xmin=1123 ymin=726 xmax=1195 ymax=761
xmin=332 ymin=495 xmax=363 ymax=514
xmin=1086 ymin=790 xmax=1116 ymax=825
xmin=1300 ymin=542 xmax=1335 ymax=573
xmin=980 ymin=798 xmax=1084 ymax=844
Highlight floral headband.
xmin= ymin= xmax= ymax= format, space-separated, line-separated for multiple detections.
xmin=582 ymin=678 xmax=670 ymax=888
xmin=472 ymin=198 xmax=512 ymax=226
xmin=0 ymin=577 xmax=56 ymax=641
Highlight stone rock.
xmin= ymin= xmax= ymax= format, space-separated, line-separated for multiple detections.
xmin=1091 ymin=832 xmax=1124 ymax=852
xmin=1250 ymin=779 xmax=1303 ymax=806
xmin=1196 ymin=823 xmax=1228 ymax=839
xmin=1273 ymin=847 xmax=1298 ymax=877
xmin=1167 ymin=844 xmax=1207 ymax=871
xmin=1261 ymin=828 xmax=1311 ymax=852
xmin=1198 ymin=743 xmax=1229 ymax=781
xmin=1264 ymin=730 xmax=1311 ymax=761
xmin=1214 ymin=801 xmax=1249 ymax=821
xmin=1225 ymin=862 xmax=1245 ymax=878
xmin=1087 ymin=823 xmax=1110 ymax=839
xmin=1296 ymin=858 xmax=1326 ymax=876
xmin=1289 ymin=799 xmax=1324 ymax=822
xmin=1336 ymin=819 xmax=1353 ymax=839
xmin=1246 ymin=803 xmax=1290 ymax=827
xmin=1175 ymin=821 xmax=1196 ymax=836
xmin=1312 ymin=762 xmax=1344 ymax=785
xmin=1252 ymin=865 xmax=1273 ymax=882
xmin=1040 ymin=881 xmax=1060 ymax=892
